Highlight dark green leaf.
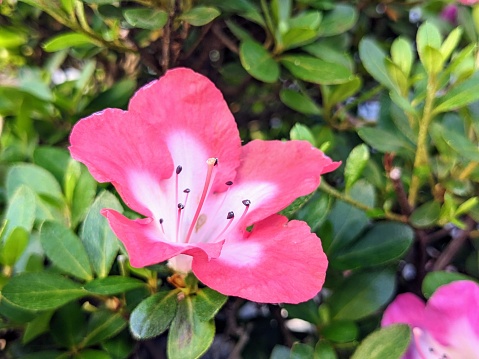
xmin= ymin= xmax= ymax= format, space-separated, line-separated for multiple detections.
xmin=84 ymin=276 xmax=145 ymax=295
xmin=194 ymin=287 xmax=227 ymax=320
xmin=357 ymin=127 xmax=413 ymax=154
xmin=74 ymin=350 xmax=112 ymax=359
xmin=130 ymin=291 xmax=178 ymax=339
xmin=180 ymin=6 xmax=221 ymax=26
xmin=23 ymin=310 xmax=54 ymax=344
xmin=280 ymin=89 xmax=321 ymax=115
xmin=322 ymin=321 xmax=359 ymax=343
xmin=82 ymin=311 xmax=127 ymax=347
xmin=40 ymin=221 xmax=93 ymax=281
xmin=351 ymin=324 xmax=410 ymax=359
xmin=409 ymin=201 xmax=441 ymax=228
xmin=81 ymin=191 xmax=123 ymax=278
xmin=328 ymin=268 xmax=395 ymax=321
xmin=2 ymin=272 xmax=87 ymax=310
xmin=239 ymin=40 xmax=280 ymax=83
xmin=317 ymin=4 xmax=357 ymax=37
xmin=167 ymin=296 xmax=215 ymax=359
xmin=314 ymin=342 xmax=337 ymax=359
xmin=124 ymin=9 xmax=168 ymax=30
xmin=50 ymin=302 xmax=86 ymax=348
xmin=290 ymin=343 xmax=314 ymax=359
xmin=281 ymin=55 xmax=353 ymax=84
xmin=70 ymin=166 xmax=97 ymax=229
xmin=435 ymin=73 xmax=479 ymax=113
xmin=422 ymin=271 xmax=474 ymax=298
xmin=33 ymin=147 xmax=71 ymax=185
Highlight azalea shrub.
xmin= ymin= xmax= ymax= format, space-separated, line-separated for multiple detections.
xmin=1 ymin=0 xmax=479 ymax=358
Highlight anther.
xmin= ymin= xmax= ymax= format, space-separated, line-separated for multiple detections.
xmin=176 ymin=165 xmax=183 ymax=174
xmin=227 ymin=211 xmax=234 ymax=219
xmin=159 ymin=218 xmax=164 ymax=224
xmin=225 ymin=181 xmax=233 ymax=186
xmin=242 ymin=199 xmax=251 ymax=206
xmin=159 ymin=218 xmax=165 ymax=234
xmin=183 ymin=188 xmax=190 ymax=193
xmin=178 ymin=203 xmax=185 ymax=209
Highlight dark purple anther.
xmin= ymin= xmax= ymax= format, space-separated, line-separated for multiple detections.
xmin=227 ymin=211 xmax=234 ymax=219
xmin=242 ymin=199 xmax=251 ymax=207
xmin=176 ymin=165 xmax=183 ymax=174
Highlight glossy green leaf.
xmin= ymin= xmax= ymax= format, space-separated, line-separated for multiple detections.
xmin=23 ymin=310 xmax=54 ymax=344
xmin=194 ymin=287 xmax=227 ymax=320
xmin=82 ymin=311 xmax=127 ymax=347
xmin=322 ymin=321 xmax=359 ymax=343
xmin=0 ymin=27 xmax=27 ymax=48
xmin=0 ymin=227 xmax=29 ymax=266
xmin=317 ymin=4 xmax=357 ymax=37
xmin=180 ymin=6 xmax=220 ymax=26
xmin=124 ymin=9 xmax=168 ymax=30
xmin=359 ymin=38 xmax=399 ymax=93
xmin=0 ymin=185 xmax=35 ymax=243
xmin=280 ymin=89 xmax=321 ymax=115
xmin=81 ymin=191 xmax=123 ymax=278
xmin=314 ymin=342 xmax=338 ymax=359
xmin=409 ymin=201 xmax=441 ymax=228
xmin=70 ymin=166 xmax=97 ymax=229
xmin=422 ymin=271 xmax=474 ymax=298
xmin=84 ymin=276 xmax=145 ymax=295
xmin=40 ymin=221 xmax=93 ymax=281
xmin=290 ymin=123 xmax=316 ymax=146
xmin=344 ymin=144 xmax=369 ymax=191
xmin=239 ymin=40 xmax=279 ymax=83
xmin=130 ymin=291 xmax=178 ymax=339
xmin=331 ymin=223 xmax=413 ymax=270
xmin=2 ymin=272 xmax=86 ymax=310
xmin=328 ymin=268 xmax=395 ymax=320
xmin=50 ymin=301 xmax=86 ymax=348
xmin=43 ymin=32 xmax=96 ymax=52
xmin=281 ymin=55 xmax=352 ymax=84
xmin=167 ymin=295 xmax=215 ymax=359
xmin=351 ymin=324 xmax=410 ymax=359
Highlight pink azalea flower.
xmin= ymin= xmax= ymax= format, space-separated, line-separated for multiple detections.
xmin=459 ymin=0 xmax=479 ymax=5
xmin=69 ymin=68 xmax=339 ymax=304
xmin=440 ymin=5 xmax=458 ymax=24
xmin=382 ymin=280 xmax=479 ymax=359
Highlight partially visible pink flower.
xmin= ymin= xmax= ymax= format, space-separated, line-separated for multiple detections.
xmin=459 ymin=0 xmax=479 ymax=5
xmin=382 ymin=280 xmax=479 ymax=359
xmin=69 ymin=68 xmax=340 ymax=304
xmin=441 ymin=5 xmax=458 ymax=24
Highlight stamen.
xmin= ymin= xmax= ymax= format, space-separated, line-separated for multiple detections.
xmin=159 ymin=218 xmax=165 ymax=234
xmin=183 ymin=188 xmax=190 ymax=207
xmin=176 ymin=203 xmax=184 ymax=243
xmin=184 ymin=158 xmax=218 ymax=243
xmin=225 ymin=181 xmax=233 ymax=186
xmin=175 ymin=165 xmax=182 ymax=213
xmin=214 ymin=211 xmax=235 ymax=241
xmin=238 ymin=199 xmax=251 ymax=225
xmin=176 ymin=165 xmax=183 ymax=174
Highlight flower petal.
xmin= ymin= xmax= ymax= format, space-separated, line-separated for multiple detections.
xmin=424 ymin=280 xmax=479 ymax=354
xmin=128 ymin=68 xmax=242 ymax=193
xmin=191 ymin=214 xmax=328 ymax=304
xmin=204 ymin=140 xmax=340 ymax=227
xmin=69 ymin=109 xmax=173 ymax=216
xmin=102 ymin=209 xmax=224 ymax=268
xmin=381 ymin=293 xmax=426 ymax=328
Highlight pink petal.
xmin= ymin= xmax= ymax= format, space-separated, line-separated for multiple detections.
xmin=215 ymin=140 xmax=340 ymax=226
xmin=128 ymin=68 xmax=242 ymax=193
xmin=69 ymin=109 xmax=173 ymax=217
xmin=424 ymin=280 xmax=479 ymax=352
xmin=382 ymin=293 xmax=426 ymax=328
xmin=102 ymin=209 xmax=224 ymax=268
xmin=191 ymin=214 xmax=328 ymax=304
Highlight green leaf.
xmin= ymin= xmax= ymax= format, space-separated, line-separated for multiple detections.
xmin=167 ymin=296 xmax=215 ymax=359
xmin=331 ymin=223 xmax=413 ymax=270
xmin=0 ymin=227 xmax=29 ymax=266
xmin=130 ymin=291 xmax=178 ymax=339
xmin=416 ymin=22 xmax=442 ymax=59
xmin=435 ymin=73 xmax=479 ymax=113
xmin=1 ymin=272 xmax=86 ymax=311
xmin=281 ymin=55 xmax=353 ymax=84
xmin=422 ymin=271 xmax=474 ymax=298
xmin=314 ymin=342 xmax=337 ymax=359
xmin=385 ymin=59 xmax=408 ymax=95
xmin=357 ymin=127 xmax=413 ymax=154
xmin=317 ymin=4 xmax=357 ymax=37
xmin=420 ymin=46 xmax=443 ymax=75
xmin=391 ymin=37 xmax=414 ymax=77
xmin=23 ymin=310 xmax=54 ymax=344
xmin=124 ymin=9 xmax=168 ymax=30
xmin=442 ymin=129 xmax=479 ymax=161
xmin=101 ymin=330 xmax=134 ymax=359
xmin=0 ymin=185 xmax=35 ymax=243
xmin=322 ymin=321 xmax=359 ymax=343
xmin=409 ymin=201 xmax=441 ymax=228
xmin=324 ymin=77 xmax=361 ymax=107
xmin=85 ymin=79 xmax=136 ymax=113
xmin=33 ymin=147 xmax=71 ymax=185
xmin=74 ymin=350 xmax=112 ymax=359
xmin=352 ymin=324 xmax=410 ymax=359
xmin=290 ymin=343 xmax=314 ymax=359
xmin=84 ymin=276 xmax=145 ymax=295
xmin=270 ymin=345 xmax=291 ymax=359
xmin=194 ymin=287 xmax=227 ymax=320
xmin=328 ymin=268 xmax=395 ymax=321
xmin=280 ymin=89 xmax=321 ymax=115
xmin=180 ymin=6 xmax=221 ymax=26
xmin=344 ymin=144 xmax=369 ymax=191
xmin=290 ymin=123 xmax=316 ymax=146
xmin=43 ymin=32 xmax=96 ymax=52
xmin=440 ymin=27 xmax=463 ymax=62
xmin=50 ymin=301 xmax=86 ymax=348
xmin=40 ymin=221 xmax=93 ymax=281
xmin=239 ymin=40 xmax=280 ymax=83
xmin=271 ymin=0 xmax=291 ymax=33
xmin=82 ymin=311 xmax=127 ymax=347
xmin=81 ymin=191 xmax=123 ymax=278
xmin=0 ymin=27 xmax=27 ymax=48
xmin=70 ymin=166 xmax=97 ymax=229
xmin=359 ymin=38 xmax=399 ymax=93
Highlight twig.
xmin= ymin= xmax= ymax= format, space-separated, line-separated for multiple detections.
xmin=384 ymin=154 xmax=412 ymax=215
xmin=432 ymin=217 xmax=476 ymax=270
xmin=211 ymin=22 xmax=239 ymax=54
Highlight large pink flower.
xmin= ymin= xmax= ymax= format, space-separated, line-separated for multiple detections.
xmin=69 ymin=68 xmax=339 ymax=304
xmin=382 ymin=280 xmax=479 ymax=359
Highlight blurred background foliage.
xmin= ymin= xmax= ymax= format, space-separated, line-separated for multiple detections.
xmin=1 ymin=0 xmax=479 ymax=358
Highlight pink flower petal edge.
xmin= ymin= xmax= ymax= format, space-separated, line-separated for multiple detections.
xmin=69 ymin=67 xmax=340 ymax=303
xmin=382 ymin=280 xmax=479 ymax=359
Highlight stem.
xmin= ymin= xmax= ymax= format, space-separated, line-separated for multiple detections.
xmin=319 ymin=181 xmax=407 ymax=223
xmin=459 ymin=162 xmax=479 ymax=180
xmin=408 ymin=75 xmax=437 ymax=207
